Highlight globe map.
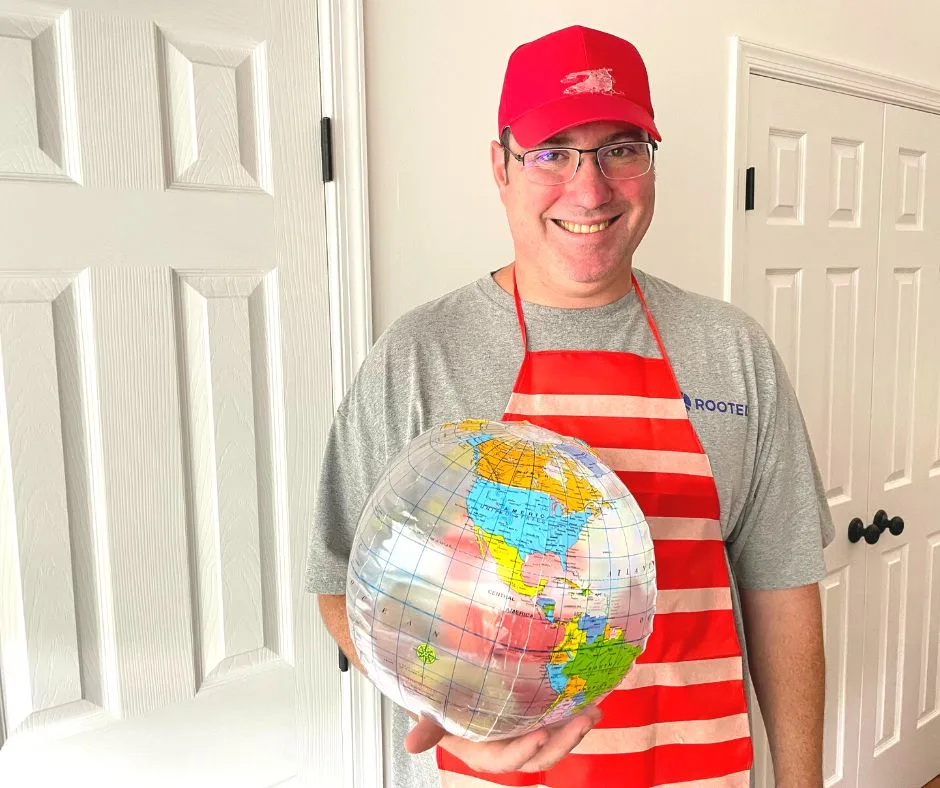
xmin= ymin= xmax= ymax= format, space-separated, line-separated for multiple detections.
xmin=346 ymin=418 xmax=656 ymax=741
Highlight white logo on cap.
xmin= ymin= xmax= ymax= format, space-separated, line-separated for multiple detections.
xmin=561 ymin=68 xmax=622 ymax=96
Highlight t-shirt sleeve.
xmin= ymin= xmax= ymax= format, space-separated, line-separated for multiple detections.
xmin=729 ymin=336 xmax=836 ymax=590
xmin=304 ymin=353 xmax=391 ymax=596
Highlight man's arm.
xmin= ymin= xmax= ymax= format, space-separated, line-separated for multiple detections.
xmin=317 ymin=594 xmax=366 ymax=675
xmin=740 ymin=583 xmax=825 ymax=788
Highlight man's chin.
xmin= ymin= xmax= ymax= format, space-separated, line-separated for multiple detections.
xmin=558 ymin=259 xmax=631 ymax=286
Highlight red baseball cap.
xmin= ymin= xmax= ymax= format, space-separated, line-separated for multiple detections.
xmin=497 ymin=25 xmax=661 ymax=148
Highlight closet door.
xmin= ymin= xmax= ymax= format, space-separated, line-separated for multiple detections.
xmin=858 ymin=102 xmax=940 ymax=788
xmin=742 ymin=74 xmax=885 ymax=788
xmin=0 ymin=2 xmax=340 ymax=785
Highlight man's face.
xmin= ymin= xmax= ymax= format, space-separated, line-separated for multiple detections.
xmin=490 ymin=120 xmax=655 ymax=299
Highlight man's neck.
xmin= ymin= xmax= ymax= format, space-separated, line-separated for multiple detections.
xmin=492 ymin=263 xmax=634 ymax=308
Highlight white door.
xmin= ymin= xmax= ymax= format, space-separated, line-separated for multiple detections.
xmin=857 ymin=101 xmax=940 ymax=788
xmin=742 ymin=74 xmax=886 ymax=788
xmin=0 ymin=1 xmax=341 ymax=786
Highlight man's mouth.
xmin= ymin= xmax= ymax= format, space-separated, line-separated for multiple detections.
xmin=552 ymin=215 xmax=620 ymax=234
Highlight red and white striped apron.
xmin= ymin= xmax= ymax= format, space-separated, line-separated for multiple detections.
xmin=437 ymin=273 xmax=753 ymax=787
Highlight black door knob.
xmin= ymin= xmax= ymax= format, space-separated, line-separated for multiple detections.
xmin=872 ymin=509 xmax=905 ymax=536
xmin=848 ymin=517 xmax=881 ymax=544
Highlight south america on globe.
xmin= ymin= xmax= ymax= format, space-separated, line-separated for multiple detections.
xmin=346 ymin=418 xmax=656 ymax=741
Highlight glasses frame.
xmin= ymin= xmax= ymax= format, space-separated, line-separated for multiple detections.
xmin=501 ymin=139 xmax=659 ymax=184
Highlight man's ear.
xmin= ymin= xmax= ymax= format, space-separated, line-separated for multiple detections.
xmin=490 ymin=139 xmax=510 ymax=195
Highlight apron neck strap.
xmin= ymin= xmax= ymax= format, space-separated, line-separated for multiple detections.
xmin=511 ymin=267 xmax=529 ymax=351
xmin=511 ymin=268 xmax=671 ymax=364
xmin=631 ymin=272 xmax=673 ymax=365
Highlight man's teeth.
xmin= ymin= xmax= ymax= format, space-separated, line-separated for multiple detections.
xmin=557 ymin=219 xmax=611 ymax=234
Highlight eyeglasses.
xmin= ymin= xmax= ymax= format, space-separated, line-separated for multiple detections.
xmin=501 ymin=140 xmax=657 ymax=185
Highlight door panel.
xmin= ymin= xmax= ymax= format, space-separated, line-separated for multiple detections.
xmin=0 ymin=1 xmax=340 ymax=785
xmin=743 ymin=74 xmax=887 ymax=788
xmin=860 ymin=101 xmax=940 ymax=788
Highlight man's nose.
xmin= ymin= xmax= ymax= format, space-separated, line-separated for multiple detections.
xmin=567 ymin=153 xmax=613 ymax=208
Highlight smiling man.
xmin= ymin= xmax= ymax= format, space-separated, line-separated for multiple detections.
xmin=307 ymin=24 xmax=833 ymax=788
xmin=493 ymin=122 xmax=655 ymax=306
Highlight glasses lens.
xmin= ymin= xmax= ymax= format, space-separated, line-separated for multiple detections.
xmin=598 ymin=142 xmax=652 ymax=180
xmin=522 ymin=148 xmax=576 ymax=184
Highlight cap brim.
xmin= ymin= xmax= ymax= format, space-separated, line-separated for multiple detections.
xmin=507 ymin=93 xmax=661 ymax=147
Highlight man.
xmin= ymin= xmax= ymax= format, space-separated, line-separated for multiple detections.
xmin=308 ymin=24 xmax=833 ymax=788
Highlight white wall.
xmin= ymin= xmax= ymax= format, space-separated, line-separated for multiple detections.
xmin=363 ymin=0 xmax=940 ymax=336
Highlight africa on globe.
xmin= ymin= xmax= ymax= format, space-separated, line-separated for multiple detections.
xmin=346 ymin=418 xmax=656 ymax=741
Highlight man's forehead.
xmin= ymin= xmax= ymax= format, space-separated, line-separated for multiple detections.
xmin=532 ymin=122 xmax=647 ymax=147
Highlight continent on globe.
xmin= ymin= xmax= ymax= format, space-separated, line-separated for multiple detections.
xmin=346 ymin=418 xmax=656 ymax=741
xmin=546 ymin=614 xmax=644 ymax=712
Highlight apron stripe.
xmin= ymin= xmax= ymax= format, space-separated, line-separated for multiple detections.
xmin=509 ymin=352 xmax=678 ymax=396
xmin=505 ymin=392 xmax=688 ymax=420
xmin=619 ymin=657 xmax=744 ymax=689
xmin=597 ymin=447 xmax=714 ymax=476
xmin=574 ymin=712 xmax=750 ymax=754
xmin=638 ymin=610 xmax=742 ymax=663
xmin=502 ymin=413 xmax=704 ymax=452
xmin=630 ymin=492 xmax=721 ymax=521
xmin=646 ymin=517 xmax=723 ymax=541
xmin=655 ymin=587 xmax=732 ymax=613
xmin=439 ymin=775 xmax=547 ymax=788
xmin=615 ymin=470 xmax=721 ymax=499
xmin=596 ymin=681 xmax=748 ymax=725
xmin=439 ymin=738 xmax=754 ymax=788
xmin=655 ymin=770 xmax=751 ymax=788
xmin=615 ymin=472 xmax=723 ymax=519
xmin=651 ymin=540 xmax=732 ymax=589
xmin=438 ymin=774 xmax=750 ymax=788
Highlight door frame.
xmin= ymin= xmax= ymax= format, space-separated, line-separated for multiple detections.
xmin=724 ymin=35 xmax=940 ymax=788
xmin=724 ymin=36 xmax=940 ymax=308
xmin=309 ymin=1 xmax=383 ymax=788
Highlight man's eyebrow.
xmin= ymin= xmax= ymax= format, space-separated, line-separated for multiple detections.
xmin=539 ymin=129 xmax=647 ymax=147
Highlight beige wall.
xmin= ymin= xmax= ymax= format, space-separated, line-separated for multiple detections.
xmin=363 ymin=1 xmax=940 ymax=336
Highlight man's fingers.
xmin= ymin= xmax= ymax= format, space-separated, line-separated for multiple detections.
xmin=518 ymin=708 xmax=601 ymax=772
xmin=441 ymin=727 xmax=549 ymax=774
xmin=483 ymin=728 xmax=550 ymax=771
xmin=582 ymin=705 xmax=602 ymax=725
xmin=412 ymin=705 xmax=603 ymax=774
xmin=533 ymin=704 xmax=603 ymax=737
xmin=403 ymin=716 xmax=446 ymax=754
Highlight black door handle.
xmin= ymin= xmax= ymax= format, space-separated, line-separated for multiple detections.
xmin=848 ymin=517 xmax=881 ymax=544
xmin=873 ymin=509 xmax=904 ymax=536
xmin=848 ymin=511 xmax=905 ymax=544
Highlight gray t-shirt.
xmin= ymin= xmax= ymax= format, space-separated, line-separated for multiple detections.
xmin=305 ymin=268 xmax=835 ymax=788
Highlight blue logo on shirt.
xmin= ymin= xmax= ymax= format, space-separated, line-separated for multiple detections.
xmin=683 ymin=392 xmax=749 ymax=417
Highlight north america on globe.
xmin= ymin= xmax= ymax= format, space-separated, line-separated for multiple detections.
xmin=346 ymin=418 xmax=656 ymax=741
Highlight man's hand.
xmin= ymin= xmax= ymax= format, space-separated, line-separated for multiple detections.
xmin=403 ymin=706 xmax=602 ymax=774
xmin=319 ymin=593 xmax=601 ymax=773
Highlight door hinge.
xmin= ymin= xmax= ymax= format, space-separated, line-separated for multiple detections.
xmin=321 ymin=116 xmax=334 ymax=183
xmin=745 ymin=166 xmax=755 ymax=211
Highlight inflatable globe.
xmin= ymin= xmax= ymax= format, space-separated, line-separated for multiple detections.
xmin=346 ymin=418 xmax=656 ymax=741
